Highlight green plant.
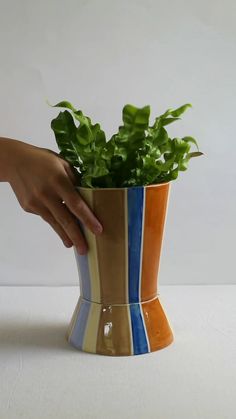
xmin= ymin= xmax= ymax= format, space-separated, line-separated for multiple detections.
xmin=50 ymin=101 xmax=203 ymax=188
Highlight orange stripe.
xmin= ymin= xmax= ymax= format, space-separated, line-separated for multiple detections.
xmin=141 ymin=184 xmax=170 ymax=301
xmin=141 ymin=298 xmax=173 ymax=351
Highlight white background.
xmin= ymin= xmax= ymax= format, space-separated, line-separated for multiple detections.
xmin=1 ymin=285 xmax=235 ymax=419
xmin=0 ymin=0 xmax=235 ymax=285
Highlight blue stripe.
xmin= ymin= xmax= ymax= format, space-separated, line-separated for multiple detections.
xmin=128 ymin=187 xmax=144 ymax=303
xmin=130 ymin=304 xmax=149 ymax=355
xmin=75 ymin=220 xmax=91 ymax=300
xmin=70 ymin=299 xmax=90 ymax=349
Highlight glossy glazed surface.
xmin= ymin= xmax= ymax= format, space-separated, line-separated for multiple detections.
xmin=68 ymin=183 xmax=173 ymax=356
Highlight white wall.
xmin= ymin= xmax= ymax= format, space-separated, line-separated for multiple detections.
xmin=0 ymin=0 xmax=235 ymax=285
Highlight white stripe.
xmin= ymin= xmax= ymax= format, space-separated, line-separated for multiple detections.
xmin=138 ymin=187 xmax=151 ymax=352
xmin=156 ymin=183 xmax=171 ymax=282
xmin=139 ymin=187 xmax=146 ymax=302
xmin=140 ymin=304 xmax=151 ymax=353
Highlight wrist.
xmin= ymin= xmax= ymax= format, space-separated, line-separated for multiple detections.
xmin=0 ymin=138 xmax=29 ymax=182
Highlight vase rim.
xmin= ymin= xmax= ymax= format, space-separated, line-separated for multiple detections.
xmin=76 ymin=181 xmax=171 ymax=191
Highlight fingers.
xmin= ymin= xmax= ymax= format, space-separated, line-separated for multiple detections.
xmin=9 ymin=144 xmax=103 ymax=252
xmin=62 ymin=160 xmax=79 ymax=184
xmin=39 ymin=208 xmax=73 ymax=248
xmin=45 ymin=198 xmax=88 ymax=254
xmin=56 ymin=174 xmax=103 ymax=235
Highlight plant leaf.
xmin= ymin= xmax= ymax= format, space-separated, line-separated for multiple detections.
xmin=50 ymin=100 xmax=203 ymax=188
xmin=76 ymin=124 xmax=93 ymax=145
xmin=182 ymin=136 xmax=199 ymax=150
xmin=122 ymin=104 xmax=150 ymax=132
xmin=187 ymin=151 xmax=204 ymax=159
xmin=160 ymin=117 xmax=181 ymax=126
xmin=49 ymin=100 xmax=94 ymax=130
xmin=49 ymin=100 xmax=77 ymax=113
xmin=162 ymin=103 xmax=192 ymax=118
xmin=51 ymin=111 xmax=81 ymax=167
xmin=172 ymin=138 xmax=191 ymax=154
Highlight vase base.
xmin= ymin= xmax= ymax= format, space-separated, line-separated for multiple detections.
xmin=67 ymin=296 xmax=173 ymax=356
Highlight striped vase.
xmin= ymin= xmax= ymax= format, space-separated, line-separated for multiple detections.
xmin=68 ymin=182 xmax=173 ymax=356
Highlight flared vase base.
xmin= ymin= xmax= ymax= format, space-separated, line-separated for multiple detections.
xmin=68 ymin=296 xmax=173 ymax=356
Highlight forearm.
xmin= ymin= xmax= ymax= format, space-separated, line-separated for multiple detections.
xmin=0 ymin=137 xmax=14 ymax=181
xmin=0 ymin=137 xmax=30 ymax=182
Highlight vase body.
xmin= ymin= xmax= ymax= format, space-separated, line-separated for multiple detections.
xmin=68 ymin=183 xmax=173 ymax=356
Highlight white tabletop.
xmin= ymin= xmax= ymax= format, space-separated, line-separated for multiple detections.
xmin=0 ymin=285 xmax=235 ymax=419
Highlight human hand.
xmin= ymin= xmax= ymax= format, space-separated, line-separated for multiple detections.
xmin=1 ymin=139 xmax=103 ymax=254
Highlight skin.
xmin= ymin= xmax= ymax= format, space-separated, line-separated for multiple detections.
xmin=0 ymin=137 xmax=103 ymax=254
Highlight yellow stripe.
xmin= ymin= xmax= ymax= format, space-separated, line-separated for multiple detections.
xmin=126 ymin=304 xmax=134 ymax=355
xmin=68 ymin=297 xmax=82 ymax=340
xmin=82 ymin=302 xmax=101 ymax=353
xmin=78 ymin=188 xmax=101 ymax=303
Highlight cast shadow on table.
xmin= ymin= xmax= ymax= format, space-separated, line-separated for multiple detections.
xmin=0 ymin=319 xmax=85 ymax=355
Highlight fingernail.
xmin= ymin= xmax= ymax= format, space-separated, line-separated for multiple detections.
xmin=93 ymin=224 xmax=103 ymax=234
xmin=77 ymin=246 xmax=88 ymax=255
xmin=63 ymin=241 xmax=72 ymax=248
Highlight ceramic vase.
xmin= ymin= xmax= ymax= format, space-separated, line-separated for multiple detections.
xmin=68 ymin=182 xmax=173 ymax=356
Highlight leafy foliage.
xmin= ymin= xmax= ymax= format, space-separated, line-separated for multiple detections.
xmin=50 ymin=101 xmax=203 ymax=188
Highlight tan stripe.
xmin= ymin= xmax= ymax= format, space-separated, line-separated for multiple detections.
xmin=82 ymin=302 xmax=101 ymax=353
xmin=96 ymin=304 xmax=132 ymax=356
xmin=78 ymin=188 xmax=101 ymax=303
xmin=93 ymin=189 xmax=126 ymax=304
